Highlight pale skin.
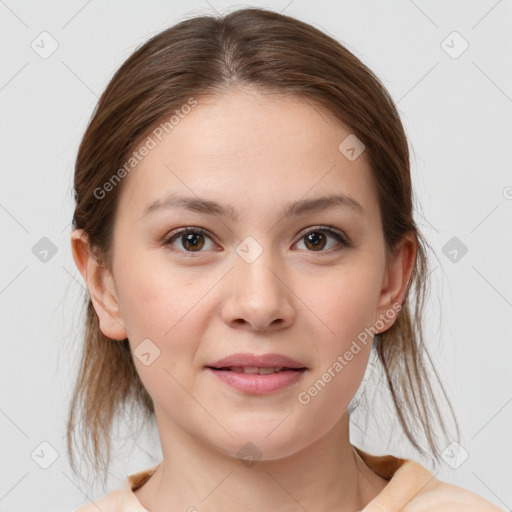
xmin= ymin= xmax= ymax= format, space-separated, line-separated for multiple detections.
xmin=71 ymin=87 xmax=416 ymax=512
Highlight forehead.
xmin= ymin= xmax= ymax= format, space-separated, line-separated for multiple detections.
xmin=116 ymin=88 xmax=378 ymax=224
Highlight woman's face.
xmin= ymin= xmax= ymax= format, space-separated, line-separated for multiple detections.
xmin=80 ymin=88 xmax=411 ymax=460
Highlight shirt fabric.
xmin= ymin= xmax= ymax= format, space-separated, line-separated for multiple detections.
xmin=73 ymin=445 xmax=504 ymax=511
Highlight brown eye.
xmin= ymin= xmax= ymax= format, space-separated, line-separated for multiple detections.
xmin=181 ymin=232 xmax=205 ymax=251
xmin=163 ymin=228 xmax=215 ymax=253
xmin=295 ymin=227 xmax=349 ymax=253
xmin=304 ymin=232 xmax=327 ymax=251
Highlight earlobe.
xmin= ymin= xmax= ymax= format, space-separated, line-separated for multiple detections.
xmin=70 ymin=229 xmax=128 ymax=341
xmin=376 ymin=233 xmax=417 ymax=332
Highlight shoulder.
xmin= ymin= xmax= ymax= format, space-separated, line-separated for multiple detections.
xmin=401 ymin=478 xmax=504 ymax=511
xmin=72 ymin=486 xmax=126 ymax=512
xmin=391 ymin=462 xmax=505 ymax=512
xmin=400 ymin=479 xmax=505 ymax=511
xmin=71 ymin=463 xmax=158 ymax=512
xmin=357 ymin=450 xmax=505 ymax=512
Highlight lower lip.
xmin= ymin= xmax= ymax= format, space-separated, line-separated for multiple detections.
xmin=206 ymin=368 xmax=306 ymax=395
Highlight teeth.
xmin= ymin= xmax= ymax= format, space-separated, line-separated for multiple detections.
xmin=258 ymin=367 xmax=283 ymax=375
xmin=228 ymin=366 xmax=285 ymax=374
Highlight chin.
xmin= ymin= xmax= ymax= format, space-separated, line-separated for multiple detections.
xmin=211 ymin=428 xmax=313 ymax=464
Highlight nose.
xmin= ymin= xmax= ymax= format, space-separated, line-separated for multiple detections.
xmin=220 ymin=242 xmax=296 ymax=331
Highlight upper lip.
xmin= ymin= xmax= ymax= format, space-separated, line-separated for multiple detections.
xmin=206 ymin=353 xmax=307 ymax=369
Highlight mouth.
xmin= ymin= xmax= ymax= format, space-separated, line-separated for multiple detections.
xmin=205 ymin=366 xmax=307 ymax=394
xmin=207 ymin=366 xmax=306 ymax=375
xmin=204 ymin=353 xmax=307 ymax=394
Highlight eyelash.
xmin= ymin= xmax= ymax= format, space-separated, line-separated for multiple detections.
xmin=162 ymin=225 xmax=352 ymax=255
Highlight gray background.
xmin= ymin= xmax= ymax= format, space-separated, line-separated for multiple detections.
xmin=0 ymin=0 xmax=511 ymax=511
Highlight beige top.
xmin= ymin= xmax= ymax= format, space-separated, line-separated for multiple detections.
xmin=73 ymin=445 xmax=504 ymax=511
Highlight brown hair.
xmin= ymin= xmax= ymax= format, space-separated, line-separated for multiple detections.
xmin=67 ymin=7 xmax=459 ymax=485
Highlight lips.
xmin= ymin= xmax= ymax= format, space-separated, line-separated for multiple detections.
xmin=216 ymin=366 xmax=297 ymax=375
xmin=206 ymin=352 xmax=307 ymax=371
xmin=205 ymin=353 xmax=308 ymax=394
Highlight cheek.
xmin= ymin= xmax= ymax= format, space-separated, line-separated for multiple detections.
xmin=303 ymin=262 xmax=383 ymax=344
xmin=113 ymin=253 xmax=209 ymax=383
xmin=297 ymin=276 xmax=376 ymax=426
xmin=297 ymin=261 xmax=382 ymax=401
xmin=115 ymin=248 xmax=204 ymax=336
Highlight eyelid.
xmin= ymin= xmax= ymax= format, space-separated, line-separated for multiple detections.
xmin=294 ymin=224 xmax=350 ymax=245
xmin=163 ymin=224 xmax=352 ymax=253
xmin=163 ymin=226 xmax=218 ymax=246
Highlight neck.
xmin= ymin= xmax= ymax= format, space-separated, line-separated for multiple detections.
xmin=134 ymin=409 xmax=389 ymax=512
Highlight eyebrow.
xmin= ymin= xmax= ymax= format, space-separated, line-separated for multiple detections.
xmin=140 ymin=192 xmax=364 ymax=222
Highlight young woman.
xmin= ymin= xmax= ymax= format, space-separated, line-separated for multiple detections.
xmin=67 ymin=7 xmax=503 ymax=511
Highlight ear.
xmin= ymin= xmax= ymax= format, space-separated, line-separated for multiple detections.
xmin=375 ymin=232 xmax=417 ymax=333
xmin=70 ymin=228 xmax=128 ymax=340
